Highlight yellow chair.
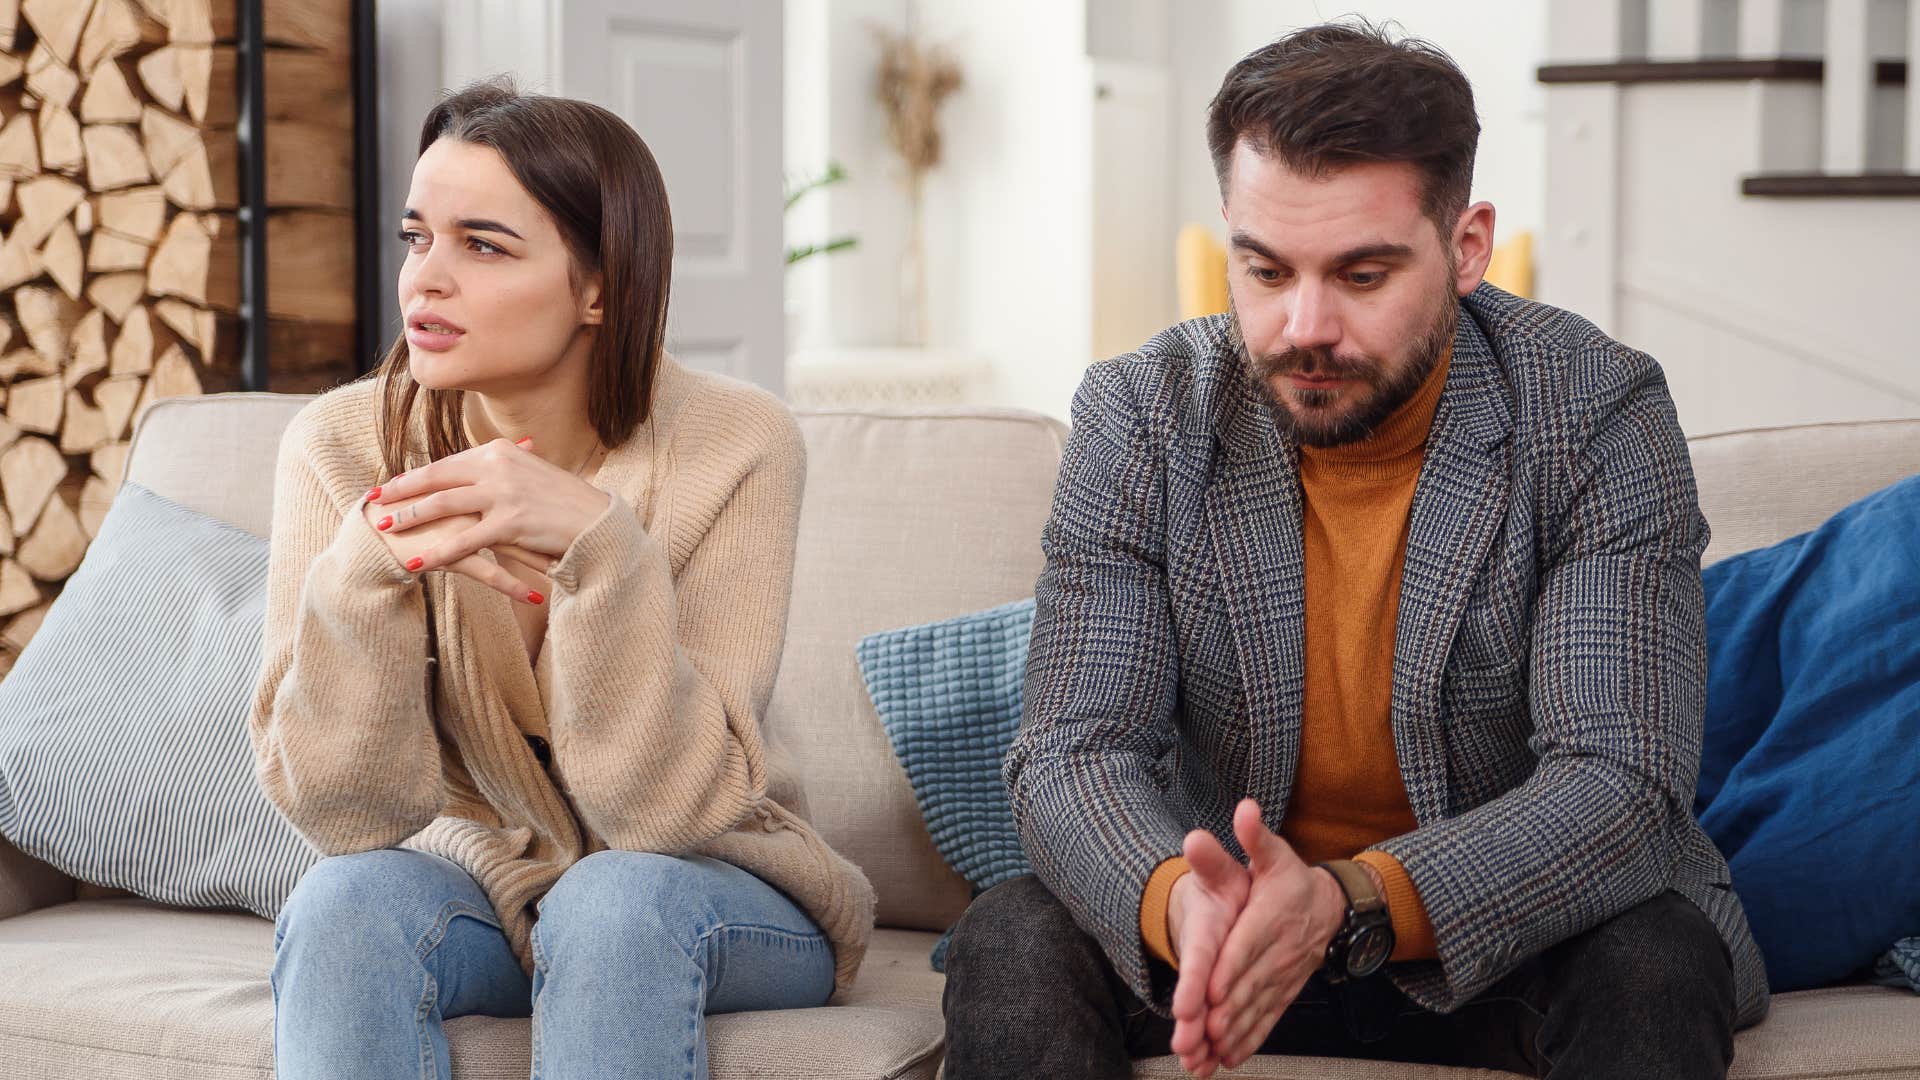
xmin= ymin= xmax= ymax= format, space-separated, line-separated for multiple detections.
xmin=1484 ymin=230 xmax=1534 ymax=298
xmin=1176 ymin=224 xmax=1230 ymax=320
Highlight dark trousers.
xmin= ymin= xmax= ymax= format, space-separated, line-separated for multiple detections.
xmin=942 ymin=874 xmax=1736 ymax=1079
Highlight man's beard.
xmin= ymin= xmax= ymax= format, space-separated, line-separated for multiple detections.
xmin=1233 ymin=284 xmax=1458 ymax=449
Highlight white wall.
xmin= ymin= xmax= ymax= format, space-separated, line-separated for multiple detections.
xmin=786 ymin=0 xmax=1100 ymax=416
xmin=786 ymin=1 xmax=1550 ymax=419
xmin=916 ymin=1 xmax=1095 ymax=417
xmin=1169 ymin=2 xmax=1549 ymax=252
xmin=783 ymin=0 xmax=916 ymax=352
xmin=375 ymin=0 xmax=448 ymax=352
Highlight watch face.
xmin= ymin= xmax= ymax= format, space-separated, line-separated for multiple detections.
xmin=1348 ymin=925 xmax=1393 ymax=975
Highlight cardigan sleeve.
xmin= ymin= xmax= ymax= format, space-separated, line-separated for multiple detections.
xmin=247 ymin=412 xmax=445 ymax=855
xmin=536 ymin=394 xmax=805 ymax=855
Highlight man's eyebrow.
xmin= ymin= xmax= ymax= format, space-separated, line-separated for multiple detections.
xmin=400 ymin=208 xmax=525 ymax=241
xmin=1331 ymin=242 xmax=1415 ymax=264
xmin=1228 ymin=231 xmax=1416 ymax=267
xmin=1229 ymin=230 xmax=1284 ymax=264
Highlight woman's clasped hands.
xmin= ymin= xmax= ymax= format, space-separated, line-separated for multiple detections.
xmin=362 ymin=436 xmax=611 ymax=604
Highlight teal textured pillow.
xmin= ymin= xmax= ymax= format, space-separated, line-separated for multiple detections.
xmin=857 ymin=598 xmax=1036 ymax=967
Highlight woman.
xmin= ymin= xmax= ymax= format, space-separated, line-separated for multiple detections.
xmin=250 ymin=79 xmax=873 ymax=1079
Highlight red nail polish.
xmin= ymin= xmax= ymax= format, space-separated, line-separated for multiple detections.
xmin=405 ymin=556 xmax=424 ymax=572
xmin=365 ymin=486 xmax=382 ymax=501
xmin=516 ymin=437 xmax=534 ymax=448
xmin=376 ymin=515 xmax=392 ymax=531
xmin=526 ymin=590 xmax=544 ymax=605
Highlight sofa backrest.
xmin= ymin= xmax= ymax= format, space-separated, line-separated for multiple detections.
xmin=126 ymin=393 xmax=316 ymax=538
xmin=767 ymin=408 xmax=1067 ymax=931
xmin=121 ymin=393 xmax=1069 ymax=932
xmin=1689 ymin=419 xmax=1920 ymax=565
xmin=113 ymin=395 xmax=1920 ymax=931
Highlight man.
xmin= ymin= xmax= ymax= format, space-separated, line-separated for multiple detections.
xmin=942 ymin=21 xmax=1768 ymax=1080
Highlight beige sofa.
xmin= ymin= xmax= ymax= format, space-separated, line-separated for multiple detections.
xmin=1 ymin=392 xmax=1918 ymax=1080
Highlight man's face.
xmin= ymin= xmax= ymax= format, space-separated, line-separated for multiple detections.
xmin=1222 ymin=142 xmax=1474 ymax=447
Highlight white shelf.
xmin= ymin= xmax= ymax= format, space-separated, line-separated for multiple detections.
xmin=785 ymin=347 xmax=995 ymax=410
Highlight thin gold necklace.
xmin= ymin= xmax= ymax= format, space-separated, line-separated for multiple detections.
xmin=569 ymin=443 xmax=604 ymax=479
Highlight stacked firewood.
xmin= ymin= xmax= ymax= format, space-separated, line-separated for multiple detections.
xmin=0 ymin=0 xmax=357 ymax=671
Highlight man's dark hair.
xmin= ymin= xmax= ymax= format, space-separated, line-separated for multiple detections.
xmin=1206 ymin=20 xmax=1480 ymax=231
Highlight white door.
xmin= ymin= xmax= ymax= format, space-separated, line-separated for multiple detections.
xmin=441 ymin=0 xmax=787 ymax=394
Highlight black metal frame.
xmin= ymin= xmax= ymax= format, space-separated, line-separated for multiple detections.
xmin=235 ymin=0 xmax=267 ymax=390
xmin=351 ymin=0 xmax=382 ymax=376
xmin=234 ymin=0 xmax=382 ymax=390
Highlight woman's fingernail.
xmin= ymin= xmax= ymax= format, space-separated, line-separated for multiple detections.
xmin=405 ymin=556 xmax=424 ymax=572
xmin=365 ymin=486 xmax=381 ymax=501
xmin=376 ymin=515 xmax=393 ymax=531
xmin=526 ymin=590 xmax=544 ymax=605
xmin=516 ymin=437 xmax=533 ymax=448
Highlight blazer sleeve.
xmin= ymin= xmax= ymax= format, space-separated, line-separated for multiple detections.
xmin=536 ymin=397 xmax=804 ymax=855
xmin=1005 ymin=359 xmax=1192 ymax=1014
xmin=1374 ymin=345 xmax=1712 ymax=1012
xmin=248 ymin=413 xmax=446 ymax=855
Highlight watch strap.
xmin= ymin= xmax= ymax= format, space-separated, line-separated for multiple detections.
xmin=1316 ymin=859 xmax=1395 ymax=983
xmin=1319 ymin=859 xmax=1388 ymax=917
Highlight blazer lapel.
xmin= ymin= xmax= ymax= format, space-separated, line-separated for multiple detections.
xmin=1391 ymin=308 xmax=1515 ymax=824
xmin=1205 ymin=368 xmax=1306 ymax=830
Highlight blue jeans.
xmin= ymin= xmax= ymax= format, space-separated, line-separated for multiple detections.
xmin=271 ymin=848 xmax=836 ymax=1080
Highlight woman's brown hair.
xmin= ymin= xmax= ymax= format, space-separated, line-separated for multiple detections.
xmin=374 ymin=77 xmax=673 ymax=476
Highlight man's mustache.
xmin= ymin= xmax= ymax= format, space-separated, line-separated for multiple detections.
xmin=1250 ymin=347 xmax=1378 ymax=383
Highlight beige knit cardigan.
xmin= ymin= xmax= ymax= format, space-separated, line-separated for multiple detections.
xmin=248 ymin=357 xmax=875 ymax=992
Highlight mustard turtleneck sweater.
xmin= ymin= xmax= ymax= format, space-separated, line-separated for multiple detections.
xmin=1141 ymin=346 xmax=1453 ymax=967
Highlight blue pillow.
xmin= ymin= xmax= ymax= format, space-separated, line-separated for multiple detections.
xmin=0 ymin=483 xmax=318 ymax=918
xmin=858 ymin=598 xmax=1036 ymax=968
xmin=1697 ymin=473 xmax=1920 ymax=991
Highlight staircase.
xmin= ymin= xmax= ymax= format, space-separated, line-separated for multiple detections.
xmin=1539 ymin=0 xmax=1920 ymax=434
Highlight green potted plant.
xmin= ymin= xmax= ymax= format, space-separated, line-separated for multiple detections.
xmin=785 ymin=162 xmax=858 ymax=266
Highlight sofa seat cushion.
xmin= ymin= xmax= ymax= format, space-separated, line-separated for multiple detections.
xmin=9 ymin=905 xmax=1912 ymax=1080
xmin=1131 ymin=984 xmax=1920 ymax=1079
xmin=0 ymin=900 xmax=946 ymax=1079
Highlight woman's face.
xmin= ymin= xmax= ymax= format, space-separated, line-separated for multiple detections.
xmin=396 ymin=138 xmax=602 ymax=393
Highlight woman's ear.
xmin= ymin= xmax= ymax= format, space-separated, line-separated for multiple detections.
xmin=579 ymin=274 xmax=605 ymax=326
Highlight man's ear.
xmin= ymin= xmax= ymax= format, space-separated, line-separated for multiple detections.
xmin=1451 ymin=201 xmax=1496 ymax=296
xmin=579 ymin=274 xmax=605 ymax=326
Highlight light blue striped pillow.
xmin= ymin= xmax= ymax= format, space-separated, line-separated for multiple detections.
xmin=0 ymin=482 xmax=317 ymax=917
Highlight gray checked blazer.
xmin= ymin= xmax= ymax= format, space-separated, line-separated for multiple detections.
xmin=1006 ymin=283 xmax=1769 ymax=1030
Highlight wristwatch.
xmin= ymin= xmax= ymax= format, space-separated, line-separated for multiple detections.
xmin=1316 ymin=860 xmax=1396 ymax=983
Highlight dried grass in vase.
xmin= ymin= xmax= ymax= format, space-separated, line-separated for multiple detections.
xmin=872 ymin=23 xmax=962 ymax=346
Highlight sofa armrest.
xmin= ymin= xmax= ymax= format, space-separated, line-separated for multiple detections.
xmin=0 ymin=834 xmax=74 ymax=920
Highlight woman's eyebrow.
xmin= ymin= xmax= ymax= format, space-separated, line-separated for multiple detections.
xmin=401 ymin=208 xmax=525 ymax=241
